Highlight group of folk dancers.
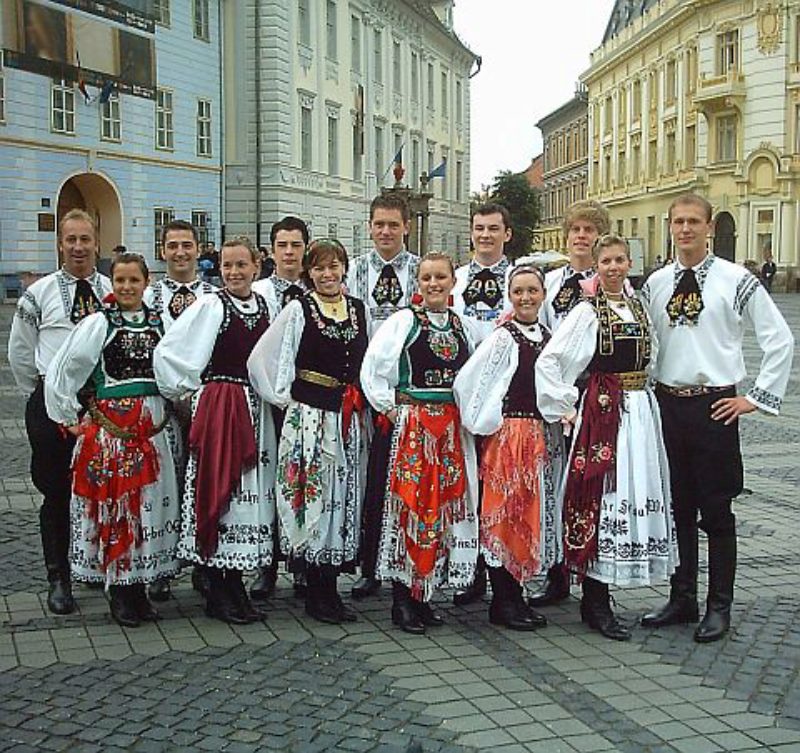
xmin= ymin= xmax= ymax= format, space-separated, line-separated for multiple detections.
xmin=9 ymin=193 xmax=793 ymax=644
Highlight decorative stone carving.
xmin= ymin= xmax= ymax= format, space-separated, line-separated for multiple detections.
xmin=298 ymin=90 xmax=316 ymax=110
xmin=297 ymin=43 xmax=313 ymax=73
xmin=757 ymin=4 xmax=782 ymax=55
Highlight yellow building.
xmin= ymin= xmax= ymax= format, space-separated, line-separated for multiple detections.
xmin=535 ymin=89 xmax=589 ymax=251
xmin=583 ymin=0 xmax=800 ymax=287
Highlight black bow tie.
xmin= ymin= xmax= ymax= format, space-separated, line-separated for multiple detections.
xmin=552 ymin=273 xmax=583 ymax=315
xmin=666 ymin=268 xmax=704 ymax=326
xmin=281 ymin=283 xmax=305 ymax=308
xmin=70 ymin=279 xmax=101 ymax=324
xmin=373 ymin=264 xmax=403 ymax=307
xmin=168 ymin=285 xmax=197 ymax=320
xmin=463 ymin=268 xmax=503 ymax=309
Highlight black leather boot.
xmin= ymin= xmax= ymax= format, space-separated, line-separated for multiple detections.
xmin=41 ymin=505 xmax=75 ymax=615
xmin=453 ymin=557 xmax=487 ymax=606
xmin=249 ymin=562 xmax=278 ymax=601
xmin=226 ymin=569 xmax=265 ymax=622
xmin=205 ymin=567 xmax=250 ymax=625
xmin=131 ymin=583 xmax=160 ymax=622
xmin=488 ymin=567 xmax=546 ymax=631
xmin=694 ymin=534 xmax=736 ymax=644
xmin=304 ymin=565 xmax=340 ymax=624
xmin=391 ymin=581 xmax=425 ymax=634
xmin=642 ymin=525 xmax=700 ymax=627
xmin=192 ymin=564 xmax=211 ymax=597
xmin=289 ymin=557 xmax=307 ymax=598
xmin=351 ymin=575 xmax=381 ymax=600
xmin=148 ymin=577 xmax=171 ymax=603
xmin=46 ymin=571 xmax=76 ymax=615
xmin=109 ymin=585 xmax=141 ymax=628
xmin=580 ymin=577 xmax=630 ymax=641
xmin=323 ymin=565 xmax=357 ymax=623
xmin=528 ymin=562 xmax=571 ymax=608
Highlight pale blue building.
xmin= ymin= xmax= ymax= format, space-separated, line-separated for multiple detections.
xmin=0 ymin=0 xmax=222 ymax=293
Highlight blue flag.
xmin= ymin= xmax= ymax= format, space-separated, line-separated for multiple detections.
xmin=428 ymin=159 xmax=447 ymax=179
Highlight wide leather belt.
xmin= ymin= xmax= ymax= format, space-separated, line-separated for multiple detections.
xmin=656 ymin=383 xmax=733 ymax=398
xmin=297 ymin=369 xmax=342 ymax=389
xmin=615 ymin=371 xmax=647 ymax=391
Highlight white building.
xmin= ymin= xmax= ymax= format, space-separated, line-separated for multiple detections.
xmin=222 ymin=0 xmax=478 ymax=257
xmin=0 ymin=1 xmax=223 ymax=290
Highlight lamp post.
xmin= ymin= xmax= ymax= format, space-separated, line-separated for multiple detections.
xmin=381 ymin=167 xmax=433 ymax=255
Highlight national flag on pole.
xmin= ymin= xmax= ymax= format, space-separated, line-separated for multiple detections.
xmin=75 ymin=50 xmax=91 ymax=104
xmin=382 ymin=144 xmax=404 ymax=181
xmin=427 ymin=159 xmax=447 ymax=179
xmin=99 ymin=81 xmax=116 ymax=104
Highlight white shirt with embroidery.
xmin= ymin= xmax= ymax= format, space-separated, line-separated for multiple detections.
xmin=539 ymin=265 xmax=596 ymax=334
xmin=144 ymin=277 xmax=217 ymax=331
xmin=452 ymin=256 xmax=512 ymax=345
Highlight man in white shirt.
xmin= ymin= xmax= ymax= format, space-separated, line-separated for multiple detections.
xmin=349 ymin=194 xmax=419 ymax=600
xmin=8 ymin=209 xmax=112 ymax=614
xmin=144 ymin=219 xmax=216 ymax=602
xmin=250 ymin=216 xmax=310 ymax=601
xmin=145 ymin=220 xmax=216 ymax=329
xmin=528 ymin=200 xmax=611 ymax=610
xmin=253 ymin=215 xmax=309 ymax=321
xmin=451 ymin=203 xmax=513 ymax=346
xmin=641 ymin=193 xmax=794 ymax=643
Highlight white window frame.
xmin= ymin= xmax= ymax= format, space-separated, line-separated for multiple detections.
xmin=350 ymin=15 xmax=361 ymax=73
xmin=197 ymin=98 xmax=212 ymax=157
xmin=51 ymin=79 xmax=75 ymax=135
xmin=153 ymin=0 xmax=170 ymax=26
xmin=392 ymin=40 xmax=402 ymax=93
xmin=326 ymin=0 xmax=337 ymax=60
xmin=718 ymin=29 xmax=739 ymax=75
xmin=193 ymin=0 xmax=210 ymax=41
xmin=373 ymin=28 xmax=383 ymax=84
xmin=300 ymin=104 xmax=313 ymax=170
xmin=716 ymin=113 xmax=737 ymax=162
xmin=156 ymin=88 xmax=174 ymax=151
xmin=411 ymin=51 xmax=419 ymax=102
xmin=327 ymin=113 xmax=338 ymax=176
xmin=154 ymin=208 xmax=175 ymax=259
xmin=192 ymin=210 xmax=212 ymax=247
xmin=298 ymin=0 xmax=311 ymax=46
xmin=441 ymin=68 xmax=449 ymax=118
xmin=100 ymin=92 xmax=121 ymax=142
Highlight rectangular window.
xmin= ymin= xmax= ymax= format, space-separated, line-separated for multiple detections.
xmin=351 ymin=16 xmax=361 ymax=73
xmin=617 ymin=219 xmax=625 ymax=236
xmin=193 ymin=0 xmax=210 ymax=41
xmin=649 ymin=71 xmax=658 ymax=111
xmin=192 ymin=210 xmax=211 ymax=247
xmin=455 ymin=79 xmax=462 ymax=124
xmin=326 ymin=0 xmax=337 ymax=59
xmin=374 ymin=124 xmax=384 ymax=181
xmin=617 ymin=150 xmax=626 ymax=186
xmin=441 ymin=69 xmax=449 ymax=117
xmin=617 ymin=91 xmax=626 ymax=130
xmin=327 ymin=115 xmax=338 ymax=175
xmin=427 ymin=62 xmax=435 ymax=108
xmin=392 ymin=40 xmax=402 ymax=92
xmin=51 ymin=80 xmax=75 ymax=135
xmin=795 ymin=104 xmax=800 ymax=153
xmin=156 ymin=88 xmax=174 ymax=150
xmin=604 ymin=152 xmax=612 ymax=191
xmin=665 ymin=131 xmax=676 ymax=174
xmin=456 ymin=159 xmax=463 ymax=202
xmin=604 ymin=96 xmax=613 ymax=134
xmin=686 ymin=47 xmax=697 ymax=93
xmin=197 ymin=98 xmax=212 ymax=157
xmin=298 ymin=0 xmax=311 ymax=46
xmin=353 ymin=122 xmax=363 ymax=180
xmin=154 ymin=208 xmax=175 ymax=259
xmin=647 ymin=216 xmax=656 ymax=259
xmin=411 ymin=51 xmax=419 ymax=101
xmin=717 ymin=114 xmax=737 ymax=161
xmin=301 ymin=105 xmax=312 ymax=169
xmin=411 ymin=138 xmax=420 ymax=187
xmin=100 ymin=93 xmax=121 ymax=141
xmin=373 ymin=29 xmax=383 ymax=83
xmin=631 ymin=217 xmax=639 ymax=238
xmin=685 ymin=124 xmax=696 ymax=168
xmin=648 ymin=138 xmax=657 ymax=180
xmin=632 ymin=79 xmax=642 ymax=119
xmin=718 ymin=30 xmax=739 ymax=74
xmin=153 ymin=0 xmax=170 ymax=26
xmin=665 ymin=59 xmax=676 ymax=103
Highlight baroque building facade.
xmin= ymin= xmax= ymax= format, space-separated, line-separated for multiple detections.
xmin=583 ymin=0 xmax=800 ymax=287
xmin=535 ymin=88 xmax=589 ymax=251
xmin=0 ymin=1 xmax=223 ymax=287
xmin=222 ymin=0 xmax=477 ymax=258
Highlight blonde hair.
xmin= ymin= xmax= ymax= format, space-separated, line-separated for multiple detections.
xmin=418 ymin=251 xmax=455 ymax=278
xmin=58 ymin=209 xmax=97 ymax=241
xmin=562 ymin=200 xmax=610 ymax=238
xmin=221 ymin=235 xmax=259 ymax=263
xmin=592 ymin=233 xmax=630 ymax=262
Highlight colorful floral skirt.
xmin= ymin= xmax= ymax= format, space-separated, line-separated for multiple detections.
xmin=480 ymin=417 xmax=552 ymax=584
xmin=378 ymin=402 xmax=479 ymax=601
xmin=69 ymin=396 xmax=180 ymax=586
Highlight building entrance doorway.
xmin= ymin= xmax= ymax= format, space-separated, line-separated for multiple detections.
xmin=714 ymin=211 xmax=736 ymax=262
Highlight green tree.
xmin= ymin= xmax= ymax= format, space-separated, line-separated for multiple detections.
xmin=488 ymin=171 xmax=540 ymax=260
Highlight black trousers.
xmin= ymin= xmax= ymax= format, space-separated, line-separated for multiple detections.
xmin=656 ymin=386 xmax=742 ymax=538
xmin=24 ymin=380 xmax=76 ymax=577
xmin=359 ymin=418 xmax=393 ymax=579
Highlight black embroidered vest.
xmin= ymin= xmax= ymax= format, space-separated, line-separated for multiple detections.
xmin=501 ymin=322 xmax=548 ymax=419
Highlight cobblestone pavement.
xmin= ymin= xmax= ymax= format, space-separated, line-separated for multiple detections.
xmin=0 ymin=296 xmax=798 ymax=753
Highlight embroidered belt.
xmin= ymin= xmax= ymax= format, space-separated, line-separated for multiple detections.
xmin=656 ymin=383 xmax=733 ymax=398
xmin=395 ymin=391 xmax=454 ymax=406
xmin=87 ymin=399 xmax=171 ymax=439
xmin=297 ymin=369 xmax=342 ymax=389
xmin=614 ymin=371 xmax=647 ymax=391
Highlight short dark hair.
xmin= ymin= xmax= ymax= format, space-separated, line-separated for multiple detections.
xmin=668 ymin=193 xmax=713 ymax=222
xmin=111 ymin=251 xmax=149 ymax=279
xmin=471 ymin=203 xmax=512 ymax=230
xmin=302 ymin=239 xmax=349 ymax=287
xmin=270 ymin=216 xmax=310 ymax=247
xmin=161 ymin=219 xmax=198 ymax=247
xmin=369 ymin=193 xmax=410 ymax=223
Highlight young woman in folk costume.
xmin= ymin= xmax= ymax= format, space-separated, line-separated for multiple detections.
xmin=248 ymin=239 xmax=369 ymax=625
xmin=536 ymin=235 xmax=678 ymax=640
xmin=44 ymin=253 xmax=181 ymax=627
xmin=360 ymin=252 xmax=479 ymax=634
xmin=454 ymin=264 xmax=563 ymax=631
xmin=154 ymin=237 xmax=276 ymax=625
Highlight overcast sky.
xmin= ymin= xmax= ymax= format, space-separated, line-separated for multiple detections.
xmin=454 ymin=0 xmax=617 ymax=191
